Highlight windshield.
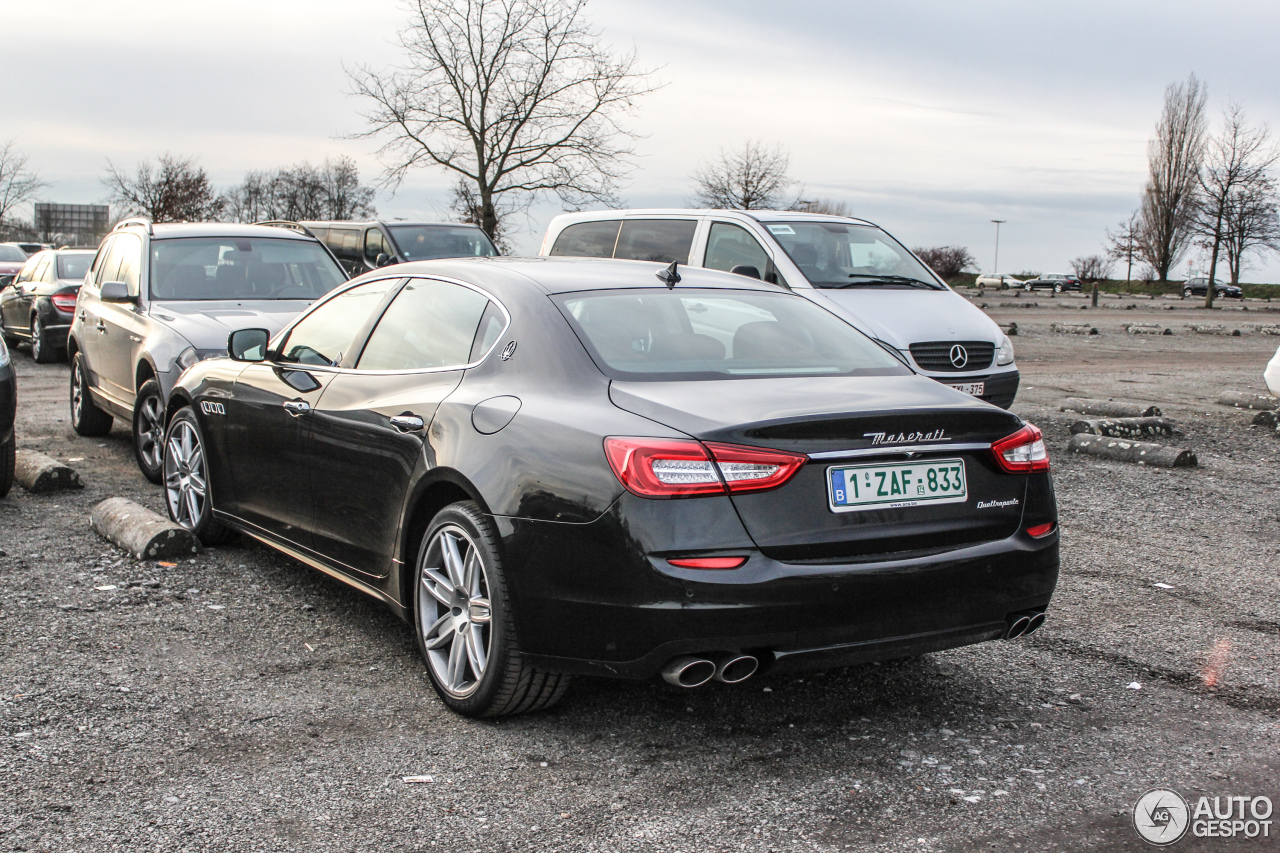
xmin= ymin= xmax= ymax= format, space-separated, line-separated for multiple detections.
xmin=556 ymin=288 xmax=908 ymax=381
xmin=0 ymin=245 xmax=26 ymax=262
xmin=387 ymin=225 xmax=498 ymax=260
xmin=763 ymin=222 xmax=942 ymax=289
xmin=57 ymin=254 xmax=93 ymax=281
xmin=150 ymin=237 xmax=347 ymax=301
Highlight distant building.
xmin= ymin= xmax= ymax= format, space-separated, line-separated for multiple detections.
xmin=34 ymin=202 xmax=110 ymax=247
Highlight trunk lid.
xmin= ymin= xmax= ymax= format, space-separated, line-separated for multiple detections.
xmin=610 ymin=375 xmax=1030 ymax=561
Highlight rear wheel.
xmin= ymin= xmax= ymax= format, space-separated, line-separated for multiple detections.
xmin=0 ymin=430 xmax=13 ymax=499
xmin=414 ymin=501 xmax=570 ymax=717
xmin=1183 ymin=287 xmax=1193 ymax=298
xmin=1053 ymin=283 xmax=1063 ymax=293
xmin=70 ymin=352 xmax=113 ymax=436
xmin=30 ymin=316 xmax=55 ymax=364
xmin=163 ymin=407 xmax=234 ymax=545
xmin=1023 ymin=282 xmax=1033 ymax=291
xmin=132 ymin=379 xmax=165 ymax=483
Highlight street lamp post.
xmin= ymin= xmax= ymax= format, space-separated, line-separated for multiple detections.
xmin=990 ymin=219 xmax=1006 ymax=276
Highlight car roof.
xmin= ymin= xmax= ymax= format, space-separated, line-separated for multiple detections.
xmin=299 ymin=220 xmax=486 ymax=229
xmin=549 ymin=208 xmax=876 ymax=228
xmin=358 ymin=256 xmax=793 ymax=296
xmin=118 ymin=222 xmax=318 ymax=241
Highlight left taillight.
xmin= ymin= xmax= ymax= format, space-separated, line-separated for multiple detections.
xmin=51 ymin=293 xmax=78 ymax=313
xmin=604 ymin=437 xmax=806 ymax=499
xmin=991 ymin=423 xmax=1050 ymax=473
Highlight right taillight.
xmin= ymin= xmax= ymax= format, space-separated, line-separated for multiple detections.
xmin=604 ymin=437 xmax=806 ymax=499
xmin=991 ymin=424 xmax=1049 ymax=473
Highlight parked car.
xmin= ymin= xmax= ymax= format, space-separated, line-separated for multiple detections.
xmin=0 ymin=335 xmax=13 ymax=498
xmin=298 ymin=220 xmax=498 ymax=278
xmin=975 ymin=273 xmax=1024 ymax=290
xmin=1182 ymin=277 xmax=1243 ymax=299
xmin=1022 ymin=274 xmax=1080 ymax=293
xmin=0 ymin=248 xmax=95 ymax=363
xmin=68 ymin=219 xmax=348 ymax=483
xmin=15 ymin=242 xmax=52 ymax=256
xmin=0 ymin=244 xmax=28 ymax=286
xmin=161 ymin=256 xmax=1059 ymax=717
xmin=1266 ymin=345 xmax=1280 ymax=398
xmin=540 ymin=210 xmax=1020 ymax=408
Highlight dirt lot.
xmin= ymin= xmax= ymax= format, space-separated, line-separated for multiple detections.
xmin=2 ymin=291 xmax=1278 ymax=852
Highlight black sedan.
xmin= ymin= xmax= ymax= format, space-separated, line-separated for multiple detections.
xmin=1022 ymin=274 xmax=1080 ymax=293
xmin=0 ymin=249 xmax=95 ymax=363
xmin=1182 ymin=277 xmax=1243 ymax=299
xmin=162 ymin=258 xmax=1059 ymax=717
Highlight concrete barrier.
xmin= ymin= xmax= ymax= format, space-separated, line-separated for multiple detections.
xmin=89 ymin=498 xmax=200 ymax=561
xmin=14 ymin=451 xmax=83 ymax=494
xmin=1068 ymin=434 xmax=1197 ymax=468
xmin=1068 ymin=417 xmax=1177 ymax=439
xmin=1061 ymin=398 xmax=1162 ymax=418
xmin=1051 ymin=323 xmax=1098 ymax=335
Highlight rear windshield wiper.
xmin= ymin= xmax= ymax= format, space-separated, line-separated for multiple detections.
xmin=824 ymin=275 xmax=941 ymax=290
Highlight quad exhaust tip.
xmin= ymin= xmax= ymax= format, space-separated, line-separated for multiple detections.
xmin=661 ymin=653 xmax=760 ymax=688
xmin=1005 ymin=609 xmax=1047 ymax=640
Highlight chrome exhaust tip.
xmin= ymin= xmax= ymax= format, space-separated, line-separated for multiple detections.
xmin=1024 ymin=612 xmax=1046 ymax=635
xmin=1005 ymin=614 xmax=1032 ymax=639
xmin=661 ymin=656 xmax=716 ymax=688
xmin=714 ymin=654 xmax=759 ymax=684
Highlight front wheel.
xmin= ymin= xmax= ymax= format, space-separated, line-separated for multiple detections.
xmin=1053 ymin=283 xmax=1063 ymax=293
xmin=163 ymin=407 xmax=234 ymax=545
xmin=70 ymin=352 xmax=113 ymax=436
xmin=1023 ymin=282 xmax=1033 ymax=291
xmin=414 ymin=501 xmax=570 ymax=717
xmin=133 ymin=379 xmax=165 ymax=483
xmin=30 ymin=316 xmax=56 ymax=364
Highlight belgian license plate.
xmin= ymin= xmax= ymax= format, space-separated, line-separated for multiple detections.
xmin=948 ymin=382 xmax=985 ymax=396
xmin=827 ymin=459 xmax=968 ymax=513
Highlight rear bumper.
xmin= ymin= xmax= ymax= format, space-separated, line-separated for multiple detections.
xmin=501 ymin=510 xmax=1058 ymax=679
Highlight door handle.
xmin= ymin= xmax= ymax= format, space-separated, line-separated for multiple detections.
xmin=95 ymin=320 xmax=106 ymax=334
xmin=282 ymin=400 xmax=311 ymax=416
xmin=79 ymin=310 xmax=86 ymax=322
xmin=390 ymin=414 xmax=424 ymax=433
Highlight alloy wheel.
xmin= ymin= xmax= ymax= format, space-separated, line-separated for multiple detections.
xmin=71 ymin=362 xmax=84 ymax=421
xmin=137 ymin=392 xmax=165 ymax=472
xmin=31 ymin=318 xmax=44 ymax=361
xmin=164 ymin=419 xmax=207 ymax=530
xmin=418 ymin=524 xmax=493 ymax=698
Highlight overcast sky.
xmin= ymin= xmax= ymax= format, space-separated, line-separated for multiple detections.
xmin=7 ymin=0 xmax=1280 ymax=280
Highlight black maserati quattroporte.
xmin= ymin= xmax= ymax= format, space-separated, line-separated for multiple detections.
xmin=162 ymin=257 xmax=1058 ymax=717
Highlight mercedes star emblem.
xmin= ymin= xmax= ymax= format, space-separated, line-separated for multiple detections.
xmin=949 ymin=344 xmax=969 ymax=368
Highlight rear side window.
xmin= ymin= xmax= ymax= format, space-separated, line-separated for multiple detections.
xmin=277 ymin=278 xmax=399 ymax=366
xmin=614 ymin=220 xmax=696 ymax=264
xmin=549 ymin=221 xmax=620 ymax=258
xmin=555 ymin=288 xmax=907 ymax=381
xmin=357 ymin=279 xmax=490 ymax=371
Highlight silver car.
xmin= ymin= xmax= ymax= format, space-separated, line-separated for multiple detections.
xmin=68 ymin=220 xmax=348 ymax=482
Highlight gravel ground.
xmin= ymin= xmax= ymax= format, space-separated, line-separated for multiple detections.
xmin=1 ymin=293 xmax=1278 ymax=852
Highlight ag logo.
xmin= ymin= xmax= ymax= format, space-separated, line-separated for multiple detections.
xmin=1134 ymin=789 xmax=1190 ymax=845
xmin=949 ymin=344 xmax=969 ymax=369
xmin=200 ymin=401 xmax=226 ymax=416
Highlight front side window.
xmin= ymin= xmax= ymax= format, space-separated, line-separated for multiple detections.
xmin=548 ymin=221 xmax=620 ymax=258
xmin=556 ymin=288 xmax=907 ymax=381
xmin=705 ymin=222 xmax=771 ymax=276
xmin=114 ymin=234 xmax=143 ymax=297
xmin=149 ymin=237 xmax=346 ymax=301
xmin=364 ymin=228 xmax=388 ymax=263
xmin=764 ymin=221 xmax=942 ymax=290
xmin=357 ymin=278 xmax=491 ymax=371
xmin=276 ymin=278 xmax=400 ymax=366
xmin=386 ymin=225 xmax=498 ymax=261
xmin=614 ymin=220 xmax=697 ymax=264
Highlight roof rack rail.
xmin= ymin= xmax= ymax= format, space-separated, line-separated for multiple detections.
xmin=253 ymin=220 xmax=318 ymax=239
xmin=112 ymin=217 xmax=153 ymax=235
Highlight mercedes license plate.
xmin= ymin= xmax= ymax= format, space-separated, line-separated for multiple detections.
xmin=948 ymin=382 xmax=985 ymax=396
xmin=827 ymin=459 xmax=968 ymax=513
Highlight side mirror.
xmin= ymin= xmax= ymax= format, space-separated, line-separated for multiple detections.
xmin=228 ymin=328 xmax=271 ymax=362
xmin=375 ymin=252 xmax=393 ymax=268
xmin=730 ymin=264 xmax=762 ymax=280
xmin=100 ymin=281 xmax=135 ymax=303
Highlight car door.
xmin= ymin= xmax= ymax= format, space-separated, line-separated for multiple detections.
xmin=306 ymin=276 xmax=495 ymax=575
xmin=94 ymin=232 xmax=147 ymax=403
xmin=1 ymin=257 xmax=37 ymax=335
xmin=224 ymin=277 xmax=402 ymax=547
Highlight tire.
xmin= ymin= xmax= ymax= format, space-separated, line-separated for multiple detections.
xmin=414 ymin=501 xmax=570 ymax=717
xmin=70 ymin=352 xmax=113 ymax=437
xmin=30 ymin=315 xmax=55 ymax=364
xmin=132 ymin=378 xmax=165 ymax=483
xmin=163 ymin=407 xmax=234 ymax=545
xmin=1053 ymin=283 xmax=1063 ymax=293
xmin=1023 ymin=282 xmax=1033 ymax=292
xmin=0 ymin=431 xmax=13 ymax=499
xmin=1183 ymin=288 xmax=1193 ymax=298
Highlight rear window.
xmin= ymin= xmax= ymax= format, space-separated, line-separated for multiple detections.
xmin=555 ymin=288 xmax=908 ymax=381
xmin=57 ymin=254 xmax=93 ymax=280
xmin=0 ymin=245 xmax=26 ymax=262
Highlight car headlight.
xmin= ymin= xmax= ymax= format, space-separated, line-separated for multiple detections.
xmin=996 ymin=334 xmax=1015 ymax=366
xmin=176 ymin=346 xmax=200 ymax=371
xmin=0 ymin=336 xmax=9 ymax=367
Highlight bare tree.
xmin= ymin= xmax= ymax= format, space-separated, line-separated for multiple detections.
xmin=0 ymin=139 xmax=46 ymax=226
xmin=1106 ymin=210 xmax=1142 ymax=282
xmin=224 ymin=157 xmax=376 ymax=223
xmin=1190 ymin=104 xmax=1278 ymax=306
xmin=794 ymin=197 xmax=851 ymax=216
xmin=1071 ymin=254 xmax=1114 ymax=306
xmin=691 ymin=141 xmax=797 ymax=210
xmin=450 ymin=179 xmax=513 ymax=252
xmin=1138 ymin=75 xmax=1208 ymax=282
xmin=912 ymin=246 xmax=976 ymax=282
xmin=103 ymin=154 xmax=224 ymax=222
xmin=349 ymin=0 xmax=655 ymax=240
xmin=1221 ymin=177 xmax=1280 ymax=284
xmin=320 ymin=157 xmax=377 ymax=220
